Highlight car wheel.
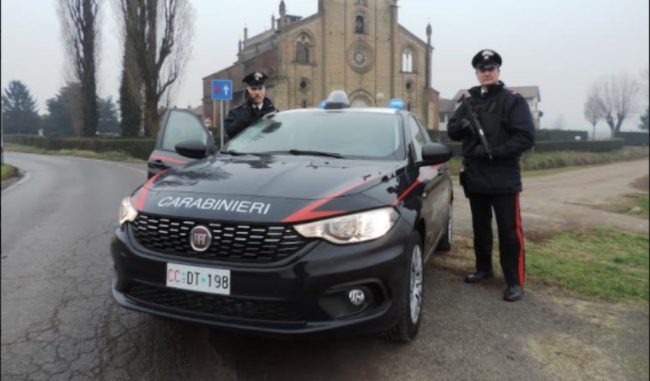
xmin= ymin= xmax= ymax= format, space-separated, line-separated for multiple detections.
xmin=436 ymin=202 xmax=453 ymax=252
xmin=381 ymin=231 xmax=423 ymax=343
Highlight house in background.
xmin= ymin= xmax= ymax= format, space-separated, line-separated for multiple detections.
xmin=438 ymin=97 xmax=456 ymax=132
xmin=444 ymin=86 xmax=542 ymax=130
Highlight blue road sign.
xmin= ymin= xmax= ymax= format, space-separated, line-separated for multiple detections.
xmin=211 ymin=79 xmax=233 ymax=101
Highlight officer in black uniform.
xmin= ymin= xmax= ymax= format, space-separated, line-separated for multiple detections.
xmin=447 ymin=49 xmax=535 ymax=302
xmin=224 ymin=71 xmax=278 ymax=138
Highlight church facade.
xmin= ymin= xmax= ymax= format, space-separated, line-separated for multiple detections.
xmin=202 ymin=0 xmax=440 ymax=130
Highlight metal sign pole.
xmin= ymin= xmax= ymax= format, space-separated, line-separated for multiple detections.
xmin=220 ymin=101 xmax=224 ymax=149
xmin=212 ymin=79 xmax=232 ymax=150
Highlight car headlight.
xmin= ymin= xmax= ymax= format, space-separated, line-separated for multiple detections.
xmin=294 ymin=207 xmax=399 ymax=244
xmin=118 ymin=197 xmax=138 ymax=226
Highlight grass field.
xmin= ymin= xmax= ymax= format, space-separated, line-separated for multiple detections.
xmin=446 ymin=147 xmax=648 ymax=176
xmin=6 ymin=144 xmax=143 ymax=162
xmin=1 ymin=164 xmax=17 ymax=181
xmin=437 ymin=228 xmax=649 ymax=303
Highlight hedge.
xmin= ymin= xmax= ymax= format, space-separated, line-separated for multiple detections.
xmin=4 ymin=133 xmax=628 ymax=160
xmin=5 ymin=134 xmax=156 ymax=160
xmin=434 ymin=129 xmax=590 ymax=143
xmin=534 ymin=129 xmax=588 ymax=142
xmin=614 ymin=131 xmax=649 ymax=146
xmin=430 ymin=138 xmax=625 ymax=156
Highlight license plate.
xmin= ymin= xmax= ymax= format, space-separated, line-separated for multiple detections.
xmin=166 ymin=263 xmax=231 ymax=295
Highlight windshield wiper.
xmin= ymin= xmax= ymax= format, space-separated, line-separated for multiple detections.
xmin=287 ymin=149 xmax=344 ymax=158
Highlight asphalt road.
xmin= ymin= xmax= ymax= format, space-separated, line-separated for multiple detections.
xmin=2 ymin=153 xmax=648 ymax=381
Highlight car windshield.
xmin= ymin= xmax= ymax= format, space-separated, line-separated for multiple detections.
xmin=224 ymin=111 xmax=404 ymax=160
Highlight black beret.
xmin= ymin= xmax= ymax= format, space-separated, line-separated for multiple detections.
xmin=471 ymin=49 xmax=502 ymax=69
xmin=242 ymin=71 xmax=268 ymax=86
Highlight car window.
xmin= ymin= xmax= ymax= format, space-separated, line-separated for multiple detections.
xmin=226 ymin=111 xmax=404 ymax=160
xmin=161 ymin=111 xmax=209 ymax=151
xmin=408 ymin=115 xmax=426 ymax=161
xmin=415 ymin=118 xmax=432 ymax=144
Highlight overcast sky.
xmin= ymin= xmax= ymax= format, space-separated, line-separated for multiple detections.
xmin=2 ymin=0 xmax=648 ymax=135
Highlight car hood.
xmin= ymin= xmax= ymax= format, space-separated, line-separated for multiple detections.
xmin=132 ymin=154 xmax=403 ymax=223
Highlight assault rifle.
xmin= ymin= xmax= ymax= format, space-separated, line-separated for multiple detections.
xmin=460 ymin=96 xmax=493 ymax=160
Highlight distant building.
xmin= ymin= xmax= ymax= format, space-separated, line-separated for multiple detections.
xmin=202 ymin=0 xmax=441 ymax=130
xmin=446 ymin=86 xmax=542 ymax=130
xmin=438 ymin=97 xmax=456 ymax=131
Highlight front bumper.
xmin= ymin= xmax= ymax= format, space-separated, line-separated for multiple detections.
xmin=110 ymin=217 xmax=413 ymax=336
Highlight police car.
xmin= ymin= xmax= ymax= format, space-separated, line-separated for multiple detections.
xmin=111 ymin=91 xmax=453 ymax=342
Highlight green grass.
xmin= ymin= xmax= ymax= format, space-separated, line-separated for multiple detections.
xmin=446 ymin=147 xmax=649 ymax=176
xmin=6 ymin=144 xmax=144 ymax=162
xmin=526 ymin=228 xmax=649 ymax=302
xmin=1 ymin=164 xmax=17 ymax=180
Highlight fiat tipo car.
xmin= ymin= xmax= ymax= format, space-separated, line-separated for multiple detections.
xmin=111 ymin=92 xmax=453 ymax=342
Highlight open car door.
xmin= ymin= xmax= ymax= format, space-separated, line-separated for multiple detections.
xmin=147 ymin=109 xmax=216 ymax=178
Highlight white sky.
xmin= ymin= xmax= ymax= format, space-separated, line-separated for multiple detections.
xmin=2 ymin=0 xmax=648 ymax=135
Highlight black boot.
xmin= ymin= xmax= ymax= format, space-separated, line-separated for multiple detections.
xmin=503 ymin=285 xmax=523 ymax=301
xmin=464 ymin=270 xmax=494 ymax=283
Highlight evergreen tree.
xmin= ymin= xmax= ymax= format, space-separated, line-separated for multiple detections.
xmin=98 ymin=96 xmax=120 ymax=135
xmin=639 ymin=107 xmax=649 ymax=130
xmin=1 ymin=80 xmax=40 ymax=134
xmin=41 ymin=84 xmax=79 ymax=137
xmin=119 ymin=66 xmax=142 ymax=137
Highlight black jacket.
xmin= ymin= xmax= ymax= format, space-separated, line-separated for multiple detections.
xmin=224 ymin=97 xmax=278 ymax=138
xmin=448 ymin=81 xmax=535 ymax=194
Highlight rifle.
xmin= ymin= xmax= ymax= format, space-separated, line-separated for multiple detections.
xmin=461 ymin=97 xmax=493 ymax=160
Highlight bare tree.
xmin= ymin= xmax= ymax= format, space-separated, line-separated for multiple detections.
xmin=584 ymin=93 xmax=604 ymax=140
xmin=589 ymin=73 xmax=640 ymax=137
xmin=117 ymin=0 xmax=195 ymax=137
xmin=57 ymin=0 xmax=100 ymax=137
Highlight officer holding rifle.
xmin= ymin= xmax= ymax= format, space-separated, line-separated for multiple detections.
xmin=448 ymin=49 xmax=535 ymax=302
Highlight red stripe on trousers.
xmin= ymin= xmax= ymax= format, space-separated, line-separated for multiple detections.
xmin=515 ymin=193 xmax=525 ymax=285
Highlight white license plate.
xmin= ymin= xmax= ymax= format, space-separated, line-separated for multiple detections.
xmin=166 ymin=263 xmax=231 ymax=295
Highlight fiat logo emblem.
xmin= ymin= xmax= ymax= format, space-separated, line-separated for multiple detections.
xmin=189 ymin=225 xmax=212 ymax=252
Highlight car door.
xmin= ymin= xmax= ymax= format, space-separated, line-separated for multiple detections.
xmin=147 ymin=109 xmax=216 ymax=178
xmin=407 ymin=114 xmax=451 ymax=254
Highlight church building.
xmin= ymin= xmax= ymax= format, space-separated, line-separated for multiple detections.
xmin=202 ymin=0 xmax=440 ymax=130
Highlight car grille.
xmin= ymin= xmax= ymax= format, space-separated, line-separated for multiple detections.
xmin=127 ymin=283 xmax=304 ymax=322
xmin=132 ymin=213 xmax=309 ymax=263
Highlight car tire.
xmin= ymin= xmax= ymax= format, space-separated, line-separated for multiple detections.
xmin=436 ymin=202 xmax=453 ymax=252
xmin=381 ymin=231 xmax=424 ymax=343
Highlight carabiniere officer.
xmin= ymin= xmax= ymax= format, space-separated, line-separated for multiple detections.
xmin=224 ymin=71 xmax=278 ymax=138
xmin=447 ymin=49 xmax=535 ymax=302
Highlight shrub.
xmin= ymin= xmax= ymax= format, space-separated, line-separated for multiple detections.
xmin=615 ymin=131 xmax=649 ymax=146
xmin=5 ymin=134 xmax=156 ymax=160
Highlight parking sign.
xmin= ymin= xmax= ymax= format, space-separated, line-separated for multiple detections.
xmin=212 ymin=79 xmax=233 ymax=101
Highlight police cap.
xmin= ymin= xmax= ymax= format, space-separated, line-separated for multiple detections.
xmin=471 ymin=49 xmax=502 ymax=69
xmin=242 ymin=71 xmax=268 ymax=87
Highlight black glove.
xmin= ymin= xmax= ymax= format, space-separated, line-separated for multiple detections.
xmin=460 ymin=118 xmax=475 ymax=136
xmin=470 ymin=144 xmax=490 ymax=159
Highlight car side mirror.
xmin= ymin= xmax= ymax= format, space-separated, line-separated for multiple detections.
xmin=417 ymin=142 xmax=452 ymax=167
xmin=175 ymin=140 xmax=209 ymax=159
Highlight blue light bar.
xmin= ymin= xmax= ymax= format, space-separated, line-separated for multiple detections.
xmin=387 ymin=98 xmax=405 ymax=110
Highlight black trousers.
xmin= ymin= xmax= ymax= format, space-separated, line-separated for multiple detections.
xmin=468 ymin=193 xmax=525 ymax=287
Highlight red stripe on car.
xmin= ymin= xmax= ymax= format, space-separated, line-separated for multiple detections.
xmin=392 ymin=164 xmax=443 ymax=206
xmin=132 ymin=171 xmax=167 ymax=211
xmin=150 ymin=153 xmax=188 ymax=165
xmin=282 ymin=176 xmax=378 ymax=223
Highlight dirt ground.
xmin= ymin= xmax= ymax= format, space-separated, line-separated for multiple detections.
xmin=449 ymin=158 xmax=649 ymax=381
